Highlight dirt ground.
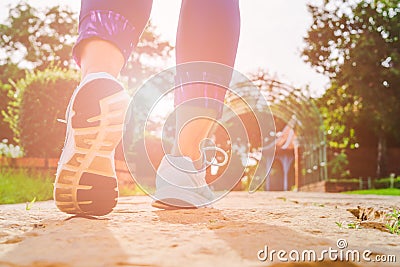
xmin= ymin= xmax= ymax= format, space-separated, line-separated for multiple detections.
xmin=0 ymin=192 xmax=399 ymax=267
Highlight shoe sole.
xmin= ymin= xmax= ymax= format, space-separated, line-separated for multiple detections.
xmin=54 ymin=79 xmax=129 ymax=216
xmin=153 ymin=185 xmax=212 ymax=209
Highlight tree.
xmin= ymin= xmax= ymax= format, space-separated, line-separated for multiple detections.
xmin=0 ymin=1 xmax=77 ymax=71
xmin=303 ymin=0 xmax=400 ymax=177
xmin=0 ymin=1 xmax=77 ymax=141
xmin=317 ymin=81 xmax=360 ymax=150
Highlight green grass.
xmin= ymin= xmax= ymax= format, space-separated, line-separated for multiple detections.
xmin=0 ymin=168 xmax=147 ymax=205
xmin=385 ymin=208 xmax=400 ymax=235
xmin=344 ymin=188 xmax=400 ymax=196
xmin=0 ymin=168 xmax=54 ymax=204
xmin=119 ymin=184 xmax=148 ymax=196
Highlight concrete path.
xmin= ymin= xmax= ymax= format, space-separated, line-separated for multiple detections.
xmin=0 ymin=192 xmax=399 ymax=267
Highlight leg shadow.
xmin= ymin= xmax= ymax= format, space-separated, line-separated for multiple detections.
xmin=154 ymin=208 xmax=362 ymax=266
xmin=0 ymin=216 xmax=128 ymax=267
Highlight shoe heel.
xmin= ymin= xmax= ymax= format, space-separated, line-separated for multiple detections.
xmin=55 ymin=172 xmax=118 ymax=216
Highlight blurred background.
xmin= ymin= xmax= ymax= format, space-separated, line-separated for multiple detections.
xmin=0 ymin=0 xmax=399 ymax=204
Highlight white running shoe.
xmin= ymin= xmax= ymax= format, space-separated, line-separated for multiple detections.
xmin=54 ymin=73 xmax=130 ymax=216
xmin=152 ymin=147 xmax=228 ymax=209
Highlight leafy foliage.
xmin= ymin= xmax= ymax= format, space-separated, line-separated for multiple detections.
xmin=3 ymin=66 xmax=79 ymax=158
xmin=385 ymin=207 xmax=400 ymax=235
xmin=327 ymin=150 xmax=350 ymax=178
xmin=303 ymin=0 xmax=400 ymax=177
xmin=0 ymin=1 xmax=77 ymax=70
xmin=0 ymin=82 xmax=15 ymax=141
xmin=0 ymin=2 xmax=77 ymax=141
xmin=318 ymin=82 xmax=360 ymax=149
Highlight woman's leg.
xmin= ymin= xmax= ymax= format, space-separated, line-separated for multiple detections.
xmin=79 ymin=39 xmax=124 ymax=79
xmin=174 ymin=0 xmax=241 ymax=166
xmin=74 ymin=0 xmax=153 ymax=79
xmin=153 ymin=0 xmax=241 ymax=209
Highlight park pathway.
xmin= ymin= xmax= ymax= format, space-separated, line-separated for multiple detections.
xmin=0 ymin=192 xmax=399 ymax=267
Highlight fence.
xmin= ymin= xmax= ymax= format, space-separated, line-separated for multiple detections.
xmin=300 ymin=176 xmax=400 ymax=193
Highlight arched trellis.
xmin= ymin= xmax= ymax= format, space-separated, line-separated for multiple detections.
xmin=224 ymin=74 xmax=327 ymax=189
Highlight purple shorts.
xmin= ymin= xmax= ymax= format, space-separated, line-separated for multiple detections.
xmin=73 ymin=10 xmax=136 ymax=67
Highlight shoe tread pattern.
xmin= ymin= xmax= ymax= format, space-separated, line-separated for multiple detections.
xmin=55 ymin=79 xmax=129 ymax=216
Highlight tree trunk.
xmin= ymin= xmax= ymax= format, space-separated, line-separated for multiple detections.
xmin=376 ymin=133 xmax=387 ymax=178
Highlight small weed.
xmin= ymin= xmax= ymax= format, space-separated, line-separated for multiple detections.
xmin=25 ymin=197 xmax=36 ymax=210
xmin=336 ymin=221 xmax=360 ymax=230
xmin=347 ymin=222 xmax=360 ymax=229
xmin=385 ymin=208 xmax=400 ymax=235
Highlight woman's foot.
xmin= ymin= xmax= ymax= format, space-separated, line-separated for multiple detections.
xmin=54 ymin=73 xmax=130 ymax=216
